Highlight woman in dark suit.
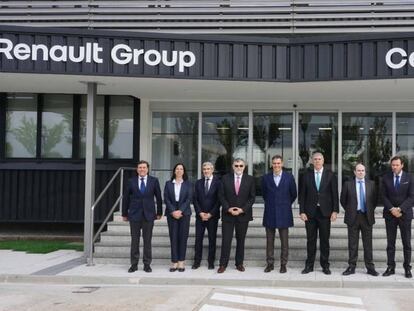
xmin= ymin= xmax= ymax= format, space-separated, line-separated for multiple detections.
xmin=164 ymin=163 xmax=193 ymax=272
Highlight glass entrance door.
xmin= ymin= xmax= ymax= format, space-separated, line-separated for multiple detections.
xmin=253 ymin=113 xmax=294 ymax=197
xmin=252 ymin=112 xmax=338 ymax=198
xmin=297 ymin=112 xmax=338 ymax=179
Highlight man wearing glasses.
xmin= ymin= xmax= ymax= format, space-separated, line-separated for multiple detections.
xmin=217 ymin=158 xmax=256 ymax=273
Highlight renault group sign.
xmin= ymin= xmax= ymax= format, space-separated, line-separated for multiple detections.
xmin=0 ymin=37 xmax=196 ymax=72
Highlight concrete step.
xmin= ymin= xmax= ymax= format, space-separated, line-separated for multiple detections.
xmin=93 ymin=249 xmax=405 ymax=268
xmin=96 ymin=236 xmax=400 ymax=248
xmin=94 ymin=208 xmax=405 ymax=268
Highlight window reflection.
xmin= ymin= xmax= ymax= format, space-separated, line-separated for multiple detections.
xmin=108 ymin=96 xmax=134 ymax=159
xmin=299 ymin=113 xmax=338 ymax=174
xmin=396 ymin=113 xmax=414 ymax=174
xmin=202 ymin=113 xmax=249 ymax=176
xmin=41 ymin=94 xmax=73 ymax=158
xmin=5 ymin=93 xmax=38 ymax=158
xmin=79 ymin=95 xmax=105 ymax=158
xmin=253 ymin=113 xmax=293 ymax=196
xmin=152 ymin=112 xmax=198 ymax=186
xmin=342 ymin=113 xmax=392 ymax=182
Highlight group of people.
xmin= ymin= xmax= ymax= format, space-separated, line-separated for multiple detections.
xmin=121 ymin=153 xmax=414 ymax=279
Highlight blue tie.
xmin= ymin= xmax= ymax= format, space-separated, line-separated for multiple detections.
xmin=316 ymin=171 xmax=321 ymax=191
xmin=395 ymin=175 xmax=400 ymax=190
xmin=359 ymin=180 xmax=366 ymax=213
xmin=140 ymin=177 xmax=146 ymax=193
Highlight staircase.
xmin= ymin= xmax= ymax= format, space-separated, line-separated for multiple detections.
xmin=94 ymin=205 xmax=412 ymax=268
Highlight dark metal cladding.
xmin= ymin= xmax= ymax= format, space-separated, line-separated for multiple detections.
xmin=2 ymin=26 xmax=414 ymax=82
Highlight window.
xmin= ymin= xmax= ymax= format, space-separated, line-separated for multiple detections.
xmin=2 ymin=93 xmax=137 ymax=161
xmin=5 ymin=93 xmax=38 ymax=158
xmin=108 ymin=96 xmax=134 ymax=159
xmin=253 ymin=113 xmax=293 ymax=196
xmin=152 ymin=112 xmax=198 ymax=185
xmin=41 ymin=94 xmax=73 ymax=158
xmin=80 ymin=95 xmax=105 ymax=158
xmin=202 ymin=112 xmax=249 ymax=176
xmin=396 ymin=113 xmax=414 ymax=174
xmin=342 ymin=113 xmax=392 ymax=182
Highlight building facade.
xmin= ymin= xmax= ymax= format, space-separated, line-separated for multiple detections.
xmin=1 ymin=1 xmax=414 ymax=225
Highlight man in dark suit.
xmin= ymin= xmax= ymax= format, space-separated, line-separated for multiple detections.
xmin=217 ymin=158 xmax=256 ymax=273
xmin=262 ymin=155 xmax=297 ymax=274
xmin=340 ymin=163 xmax=379 ymax=276
xmin=192 ymin=162 xmax=222 ymax=270
xmin=122 ymin=160 xmax=162 ymax=273
xmin=299 ymin=152 xmax=339 ymax=275
xmin=382 ymin=156 xmax=414 ymax=278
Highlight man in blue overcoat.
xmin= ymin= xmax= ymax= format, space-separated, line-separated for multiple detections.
xmin=262 ymin=154 xmax=297 ymax=273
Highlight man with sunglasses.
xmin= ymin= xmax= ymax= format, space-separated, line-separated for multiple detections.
xmin=217 ymin=158 xmax=256 ymax=273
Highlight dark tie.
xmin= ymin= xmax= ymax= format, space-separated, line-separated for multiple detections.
xmin=140 ymin=177 xmax=146 ymax=193
xmin=359 ymin=180 xmax=366 ymax=213
xmin=395 ymin=175 xmax=400 ymax=190
xmin=204 ymin=178 xmax=209 ymax=194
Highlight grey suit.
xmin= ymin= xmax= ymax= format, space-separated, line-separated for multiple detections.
xmin=340 ymin=178 xmax=377 ymax=269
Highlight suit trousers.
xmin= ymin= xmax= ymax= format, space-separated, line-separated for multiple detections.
xmin=305 ymin=209 xmax=331 ymax=269
xmin=385 ymin=216 xmax=412 ymax=269
xmin=167 ymin=215 xmax=191 ymax=262
xmin=219 ymin=221 xmax=249 ymax=267
xmin=193 ymin=218 xmax=219 ymax=265
xmin=129 ymin=219 xmax=154 ymax=266
xmin=265 ymin=227 xmax=288 ymax=266
xmin=347 ymin=213 xmax=375 ymax=270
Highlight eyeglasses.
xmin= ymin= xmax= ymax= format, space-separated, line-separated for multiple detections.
xmin=234 ymin=165 xmax=244 ymax=168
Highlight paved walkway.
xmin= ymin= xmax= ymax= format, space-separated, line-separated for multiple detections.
xmin=1 ymin=250 xmax=414 ymax=288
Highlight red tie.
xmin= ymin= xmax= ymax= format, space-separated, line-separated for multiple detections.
xmin=235 ymin=176 xmax=240 ymax=195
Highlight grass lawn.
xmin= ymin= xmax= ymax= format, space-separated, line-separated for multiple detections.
xmin=0 ymin=239 xmax=83 ymax=253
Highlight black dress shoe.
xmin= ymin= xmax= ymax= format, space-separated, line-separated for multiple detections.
xmin=405 ymin=269 xmax=412 ymax=278
xmin=322 ymin=267 xmax=331 ymax=275
xmin=342 ymin=266 xmax=355 ymax=276
xmin=128 ymin=264 xmax=138 ymax=273
xmin=236 ymin=264 xmax=245 ymax=272
xmin=382 ymin=267 xmax=395 ymax=277
xmin=169 ymin=267 xmax=177 ymax=272
xmin=191 ymin=263 xmax=200 ymax=270
xmin=264 ymin=264 xmax=274 ymax=273
xmin=217 ymin=266 xmax=226 ymax=273
xmin=178 ymin=267 xmax=185 ymax=272
xmin=208 ymin=264 xmax=214 ymax=270
xmin=367 ymin=269 xmax=379 ymax=276
xmin=279 ymin=265 xmax=287 ymax=274
xmin=143 ymin=265 xmax=152 ymax=273
xmin=301 ymin=266 xmax=313 ymax=274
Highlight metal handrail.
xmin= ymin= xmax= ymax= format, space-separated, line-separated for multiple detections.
xmin=87 ymin=166 xmax=136 ymax=266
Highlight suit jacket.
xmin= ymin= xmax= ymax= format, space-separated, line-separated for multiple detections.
xmin=219 ymin=173 xmax=256 ymax=223
xmin=340 ymin=178 xmax=377 ymax=226
xmin=122 ymin=175 xmax=163 ymax=222
xmin=262 ymin=171 xmax=297 ymax=229
xmin=382 ymin=171 xmax=414 ymax=220
xmin=299 ymin=168 xmax=339 ymax=218
xmin=193 ymin=176 xmax=222 ymax=220
xmin=164 ymin=180 xmax=193 ymax=217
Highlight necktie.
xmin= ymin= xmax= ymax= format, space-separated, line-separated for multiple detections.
xmin=235 ymin=176 xmax=240 ymax=195
xmin=359 ymin=180 xmax=366 ymax=213
xmin=316 ymin=171 xmax=321 ymax=191
xmin=140 ymin=177 xmax=146 ymax=193
xmin=395 ymin=175 xmax=400 ymax=190
xmin=204 ymin=178 xmax=209 ymax=194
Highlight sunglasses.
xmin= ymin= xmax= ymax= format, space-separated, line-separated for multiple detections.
xmin=234 ymin=165 xmax=244 ymax=168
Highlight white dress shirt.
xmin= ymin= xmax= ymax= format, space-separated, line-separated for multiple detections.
xmin=172 ymin=179 xmax=183 ymax=201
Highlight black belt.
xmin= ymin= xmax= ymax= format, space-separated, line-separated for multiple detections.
xmin=357 ymin=210 xmax=366 ymax=214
